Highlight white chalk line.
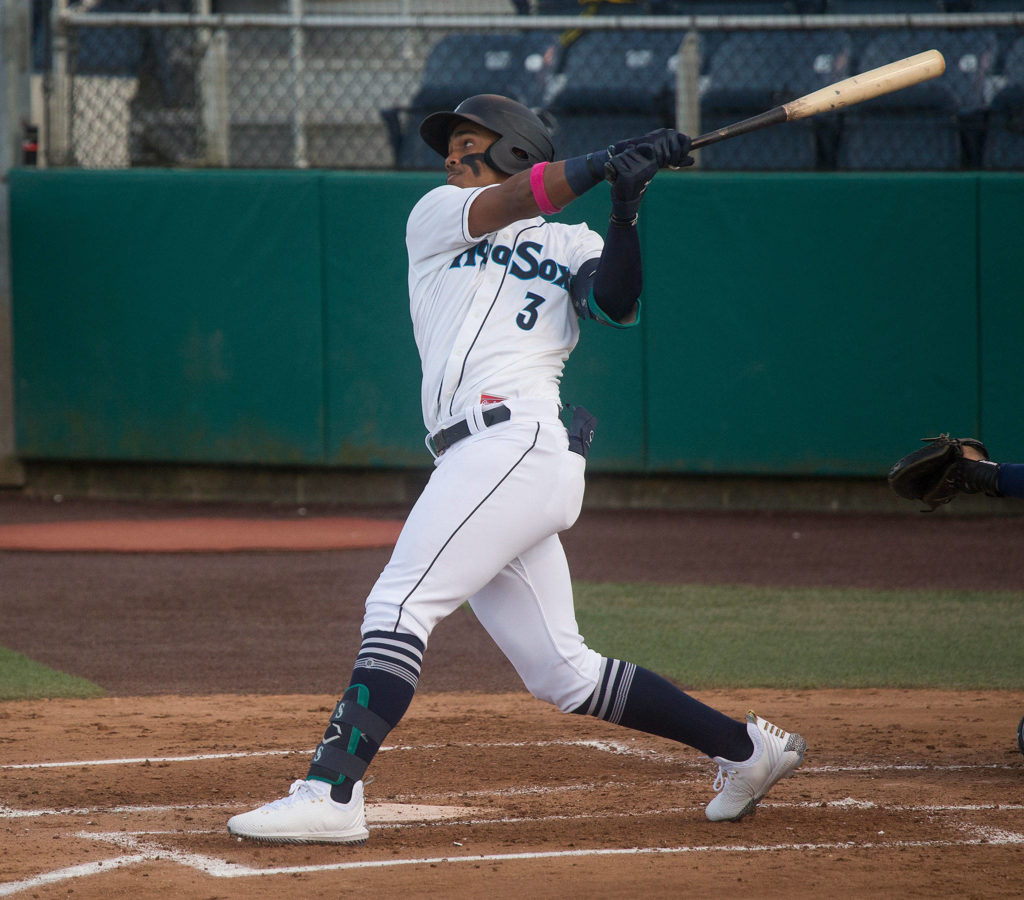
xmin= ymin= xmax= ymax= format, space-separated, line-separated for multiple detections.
xmin=81 ymin=798 xmax=1024 ymax=834
xmin=4 ymin=796 xmax=1021 ymax=828
xmin=0 ymin=855 xmax=150 ymax=898
xmin=4 ymin=740 xmax=1017 ymax=774
xmin=0 ymin=739 xmax=665 ymax=771
xmin=3 ymin=825 xmax=1022 ymax=896
xmin=1 ymin=748 xmax=302 ymax=770
xmin=0 ymin=800 xmax=479 ymax=823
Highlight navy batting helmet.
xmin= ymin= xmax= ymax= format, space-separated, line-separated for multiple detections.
xmin=419 ymin=94 xmax=555 ymax=175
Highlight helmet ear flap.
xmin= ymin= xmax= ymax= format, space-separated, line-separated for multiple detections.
xmin=419 ymin=94 xmax=554 ymax=174
xmin=483 ymin=144 xmax=502 ymax=174
xmin=484 ymin=132 xmax=552 ymax=175
xmin=483 ymin=140 xmax=531 ymax=175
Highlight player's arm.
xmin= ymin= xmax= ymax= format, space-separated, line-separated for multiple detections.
xmin=570 ymin=145 xmax=662 ymax=326
xmin=466 ymin=159 xmax=587 ymax=237
xmin=467 ymin=129 xmax=692 ymax=238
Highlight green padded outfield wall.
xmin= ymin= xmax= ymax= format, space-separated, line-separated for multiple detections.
xmin=978 ymin=175 xmax=1024 ymax=457
xmin=9 ymin=170 xmax=326 ymax=464
xmin=321 ymin=172 xmax=428 ymax=467
xmin=644 ymin=173 xmax=980 ymax=474
xmin=8 ymin=170 xmax=1022 ymax=474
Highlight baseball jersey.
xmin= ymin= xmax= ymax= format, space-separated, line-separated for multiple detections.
xmin=406 ymin=183 xmax=604 ymax=434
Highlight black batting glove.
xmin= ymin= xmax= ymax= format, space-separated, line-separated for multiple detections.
xmin=566 ymin=130 xmax=693 ymax=197
xmin=608 ymin=129 xmax=694 ymax=170
xmin=606 ymin=144 xmax=659 ymax=227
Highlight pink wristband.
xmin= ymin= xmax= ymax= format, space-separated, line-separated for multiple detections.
xmin=530 ymin=162 xmax=563 ymax=215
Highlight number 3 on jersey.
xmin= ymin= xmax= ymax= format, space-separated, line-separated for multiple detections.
xmin=517 ymin=292 xmax=547 ymax=331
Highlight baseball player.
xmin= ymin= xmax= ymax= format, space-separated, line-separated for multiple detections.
xmin=227 ymin=94 xmax=806 ymax=844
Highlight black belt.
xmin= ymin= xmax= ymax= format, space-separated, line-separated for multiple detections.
xmin=430 ymin=405 xmax=511 ymax=455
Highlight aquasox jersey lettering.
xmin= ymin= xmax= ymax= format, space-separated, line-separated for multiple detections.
xmin=406 ymin=183 xmax=602 ymax=433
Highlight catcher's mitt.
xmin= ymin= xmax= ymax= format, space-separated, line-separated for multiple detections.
xmin=887 ymin=434 xmax=989 ymax=511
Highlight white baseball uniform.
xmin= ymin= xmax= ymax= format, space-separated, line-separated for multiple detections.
xmin=360 ymin=182 xmax=612 ymax=712
xmin=227 ymin=137 xmax=804 ymax=845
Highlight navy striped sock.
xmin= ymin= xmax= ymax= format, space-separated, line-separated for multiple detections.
xmin=572 ymin=658 xmax=753 ymax=761
xmin=307 ymin=630 xmax=425 ymax=802
xmin=352 ymin=630 xmax=425 ymax=702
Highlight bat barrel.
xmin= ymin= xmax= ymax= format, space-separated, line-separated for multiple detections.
xmin=685 ymin=49 xmax=946 ymax=155
xmin=783 ymin=49 xmax=946 ymax=121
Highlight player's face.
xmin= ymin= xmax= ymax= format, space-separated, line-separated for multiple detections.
xmin=445 ymin=124 xmax=505 ymax=188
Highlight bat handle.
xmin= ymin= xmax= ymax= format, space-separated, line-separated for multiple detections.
xmin=690 ymin=106 xmax=788 ymax=151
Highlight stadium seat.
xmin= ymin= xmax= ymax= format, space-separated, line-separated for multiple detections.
xmin=838 ymin=28 xmax=998 ymax=170
xmin=73 ymin=0 xmax=143 ymax=76
xmin=660 ymin=0 xmax=803 ymax=12
xmin=658 ymin=0 xmax=814 ymax=66
xmin=699 ymin=30 xmax=853 ymax=169
xmin=957 ymin=0 xmax=1024 ymax=10
xmin=121 ymin=1 xmax=199 ymax=166
xmin=383 ymin=31 xmax=562 ymax=170
xmin=74 ymin=0 xmax=195 ymax=77
xmin=983 ymin=35 xmax=1024 ymax=170
xmin=824 ymin=0 xmax=946 ymax=13
xmin=545 ymin=29 xmax=685 ymax=157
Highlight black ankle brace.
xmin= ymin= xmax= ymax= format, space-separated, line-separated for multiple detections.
xmin=308 ymin=690 xmax=393 ymax=785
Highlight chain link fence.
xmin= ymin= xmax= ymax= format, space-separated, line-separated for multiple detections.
xmin=38 ymin=3 xmax=1024 ymax=170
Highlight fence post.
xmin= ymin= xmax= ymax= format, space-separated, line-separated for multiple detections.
xmin=198 ymin=0 xmax=230 ymax=166
xmin=289 ymin=0 xmax=307 ymax=169
xmin=675 ymin=29 xmax=701 ymax=168
xmin=0 ymin=0 xmax=28 ymax=484
xmin=47 ymin=0 xmax=70 ymax=166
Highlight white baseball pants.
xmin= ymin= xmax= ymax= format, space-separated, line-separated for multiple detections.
xmin=361 ymin=399 xmax=603 ymax=712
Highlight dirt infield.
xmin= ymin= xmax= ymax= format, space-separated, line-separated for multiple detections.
xmin=2 ymin=495 xmax=1023 ymax=897
xmin=0 ymin=516 xmax=403 ymax=552
xmin=4 ymin=689 xmax=1023 ymax=898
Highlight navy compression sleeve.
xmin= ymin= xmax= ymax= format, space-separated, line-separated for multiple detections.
xmin=591 ymin=219 xmax=642 ymax=323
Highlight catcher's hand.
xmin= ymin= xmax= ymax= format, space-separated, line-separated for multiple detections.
xmin=887 ymin=434 xmax=989 ymax=511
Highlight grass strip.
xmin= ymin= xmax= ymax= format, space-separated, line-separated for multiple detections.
xmin=0 ymin=646 xmax=105 ymax=701
xmin=574 ymin=582 xmax=1024 ymax=690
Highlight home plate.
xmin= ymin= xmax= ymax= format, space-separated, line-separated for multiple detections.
xmin=368 ymin=804 xmax=482 ymax=823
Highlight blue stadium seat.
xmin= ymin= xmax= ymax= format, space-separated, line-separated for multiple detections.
xmin=661 ymin=0 xmax=802 ymax=12
xmin=545 ymin=29 xmax=685 ymax=157
xmin=74 ymin=0 xmax=194 ymax=77
xmin=699 ymin=30 xmax=854 ymax=169
xmin=410 ymin=31 xmax=560 ymax=111
xmin=959 ymin=0 xmax=1024 ymax=10
xmin=537 ymin=0 xmax=809 ymax=9
xmin=838 ymin=28 xmax=998 ymax=170
xmin=383 ymin=31 xmax=562 ymax=170
xmin=983 ymin=36 xmax=1024 ymax=169
xmin=824 ymin=0 xmax=946 ymax=12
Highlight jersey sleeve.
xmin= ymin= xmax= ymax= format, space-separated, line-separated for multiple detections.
xmin=567 ymin=221 xmax=604 ymax=274
xmin=406 ymin=184 xmax=496 ymax=273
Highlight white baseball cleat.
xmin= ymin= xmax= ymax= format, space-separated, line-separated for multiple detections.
xmin=705 ymin=711 xmax=806 ymax=823
xmin=227 ymin=778 xmax=369 ymax=844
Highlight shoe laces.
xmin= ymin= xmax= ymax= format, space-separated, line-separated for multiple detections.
xmin=267 ymin=779 xmax=323 ymax=809
xmin=712 ymin=765 xmax=734 ymax=793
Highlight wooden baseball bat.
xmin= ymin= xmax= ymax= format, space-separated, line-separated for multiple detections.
xmin=690 ymin=49 xmax=946 ymax=151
